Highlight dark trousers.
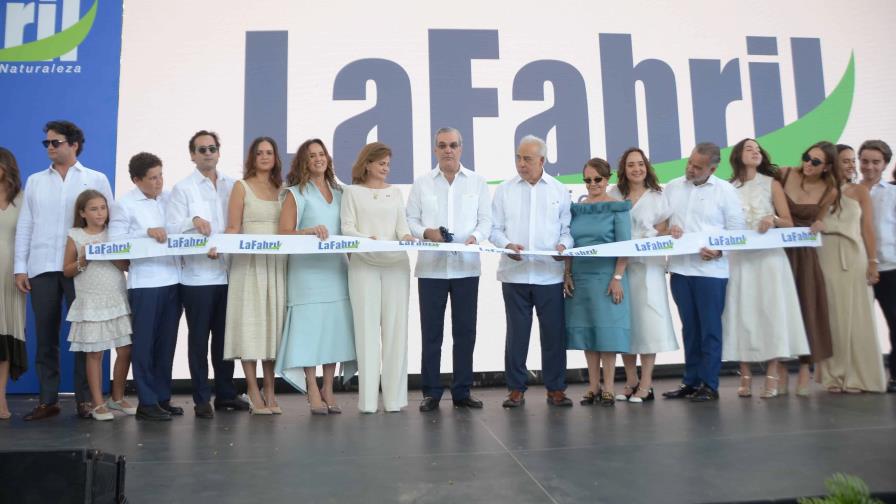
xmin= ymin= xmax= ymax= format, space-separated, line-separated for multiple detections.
xmin=873 ymin=269 xmax=896 ymax=376
xmin=128 ymin=285 xmax=181 ymax=406
xmin=181 ymin=284 xmax=235 ymax=405
xmin=418 ymin=277 xmax=479 ymax=401
xmin=670 ymin=274 xmax=727 ymax=391
xmin=502 ymin=282 xmax=567 ymax=392
xmin=30 ymin=272 xmax=88 ymax=404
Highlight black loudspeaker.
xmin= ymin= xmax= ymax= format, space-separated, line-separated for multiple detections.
xmin=0 ymin=449 xmax=126 ymax=504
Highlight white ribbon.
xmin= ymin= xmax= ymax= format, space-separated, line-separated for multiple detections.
xmin=85 ymin=227 xmax=821 ymax=260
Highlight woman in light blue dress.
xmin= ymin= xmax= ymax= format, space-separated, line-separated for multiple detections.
xmin=564 ymin=158 xmax=632 ymax=407
xmin=277 ymin=139 xmax=356 ymax=415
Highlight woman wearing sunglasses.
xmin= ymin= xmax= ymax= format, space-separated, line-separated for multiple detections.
xmin=814 ymin=143 xmax=886 ymax=393
xmin=780 ymin=141 xmax=840 ymax=396
xmin=721 ymin=139 xmax=809 ymax=398
xmin=564 ymin=158 xmax=632 ymax=406
xmin=607 ymin=148 xmax=678 ymax=403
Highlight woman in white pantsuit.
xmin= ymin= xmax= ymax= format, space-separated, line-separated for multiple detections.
xmin=341 ymin=142 xmax=414 ymax=413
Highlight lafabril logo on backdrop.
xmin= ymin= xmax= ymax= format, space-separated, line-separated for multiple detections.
xmin=0 ymin=0 xmax=97 ymax=73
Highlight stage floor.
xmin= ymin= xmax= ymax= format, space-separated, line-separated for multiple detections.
xmin=2 ymin=376 xmax=895 ymax=504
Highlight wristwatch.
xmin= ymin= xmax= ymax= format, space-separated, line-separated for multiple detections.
xmin=613 ymin=274 xmax=623 ymax=280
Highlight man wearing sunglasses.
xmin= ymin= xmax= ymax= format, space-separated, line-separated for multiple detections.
xmin=406 ymin=127 xmax=492 ymax=412
xmin=661 ymin=143 xmax=745 ymax=402
xmin=165 ymin=130 xmax=247 ymax=418
xmin=14 ymin=120 xmax=114 ymax=420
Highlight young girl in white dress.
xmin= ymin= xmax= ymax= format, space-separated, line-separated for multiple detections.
xmin=63 ymin=190 xmax=135 ymax=421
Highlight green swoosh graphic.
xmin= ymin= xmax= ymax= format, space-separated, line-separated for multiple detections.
xmin=0 ymin=0 xmax=98 ymax=62
xmin=550 ymin=52 xmax=855 ymax=184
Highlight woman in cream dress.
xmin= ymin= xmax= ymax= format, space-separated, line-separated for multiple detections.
xmin=815 ymin=145 xmax=886 ymax=393
xmin=721 ymin=139 xmax=809 ymax=398
xmin=608 ymin=148 xmax=678 ymax=403
xmin=224 ymin=137 xmax=287 ymax=414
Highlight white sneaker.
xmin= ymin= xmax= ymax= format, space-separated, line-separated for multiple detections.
xmin=106 ymin=399 xmax=137 ymax=415
xmin=91 ymin=406 xmax=114 ymax=421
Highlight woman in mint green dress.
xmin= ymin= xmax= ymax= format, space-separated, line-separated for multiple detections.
xmin=564 ymin=158 xmax=632 ymax=407
xmin=277 ymin=139 xmax=356 ymax=415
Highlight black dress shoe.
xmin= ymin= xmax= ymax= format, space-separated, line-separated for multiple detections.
xmin=159 ymin=401 xmax=184 ymax=416
xmin=662 ymin=384 xmax=698 ymax=399
xmin=689 ymin=386 xmax=720 ymax=402
xmin=136 ymin=404 xmax=172 ymax=421
xmin=452 ymin=396 xmax=483 ymax=409
xmin=194 ymin=402 xmax=214 ymax=419
xmin=419 ymin=396 xmax=439 ymax=412
xmin=887 ymin=380 xmax=896 ymax=394
xmin=214 ymin=396 xmax=251 ymax=411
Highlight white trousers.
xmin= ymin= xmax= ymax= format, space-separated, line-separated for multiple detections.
xmin=348 ymin=257 xmax=410 ymax=413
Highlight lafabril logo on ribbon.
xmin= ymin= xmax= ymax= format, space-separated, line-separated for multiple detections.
xmin=707 ymin=234 xmax=748 ymax=247
xmin=238 ymin=239 xmax=282 ymax=251
xmin=87 ymin=241 xmax=130 ymax=255
xmin=317 ymin=239 xmax=360 ymax=250
xmin=781 ymin=230 xmax=818 ymax=243
xmin=0 ymin=0 xmax=97 ymax=71
xmin=167 ymin=236 xmax=208 ymax=249
xmin=634 ymin=238 xmax=675 ymax=253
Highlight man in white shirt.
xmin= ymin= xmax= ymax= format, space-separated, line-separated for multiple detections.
xmin=661 ymin=143 xmax=746 ymax=402
xmin=14 ymin=120 xmax=113 ymax=421
xmin=858 ymin=139 xmax=896 ymax=393
xmin=166 ymin=130 xmax=248 ymax=418
xmin=490 ymin=135 xmax=574 ymax=408
xmin=109 ymin=152 xmax=182 ymax=421
xmin=407 ymin=127 xmax=492 ymax=412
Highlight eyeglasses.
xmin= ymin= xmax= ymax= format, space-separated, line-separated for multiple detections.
xmin=196 ymin=145 xmax=218 ymax=155
xmin=42 ymin=139 xmax=68 ymax=149
xmin=583 ymin=176 xmax=604 ymax=185
xmin=437 ymin=142 xmax=461 ymax=150
xmin=801 ymin=152 xmax=824 ymax=167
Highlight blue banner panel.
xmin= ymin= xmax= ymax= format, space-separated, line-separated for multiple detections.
xmin=0 ymin=0 xmax=123 ymax=394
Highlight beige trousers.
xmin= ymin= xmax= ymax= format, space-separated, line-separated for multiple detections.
xmin=348 ymin=257 xmax=410 ymax=413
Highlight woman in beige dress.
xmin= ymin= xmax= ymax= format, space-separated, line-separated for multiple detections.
xmin=224 ymin=137 xmax=287 ymax=414
xmin=0 ymin=147 xmax=26 ymax=420
xmin=815 ymin=145 xmax=886 ymax=393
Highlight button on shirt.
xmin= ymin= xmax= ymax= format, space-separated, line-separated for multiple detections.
xmin=166 ymin=169 xmax=236 ymax=285
xmin=870 ymin=180 xmax=896 ymax=271
xmin=109 ymin=188 xmax=180 ymax=289
xmin=406 ymin=165 xmax=492 ymax=279
xmin=490 ymin=172 xmax=573 ymax=285
xmin=14 ymin=162 xmax=114 ymax=278
xmin=664 ymin=175 xmax=746 ymax=278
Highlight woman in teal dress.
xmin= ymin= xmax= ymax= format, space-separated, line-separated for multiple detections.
xmin=277 ymin=139 xmax=356 ymax=415
xmin=564 ymin=158 xmax=632 ymax=407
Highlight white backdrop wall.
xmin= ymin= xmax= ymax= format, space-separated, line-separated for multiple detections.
xmin=115 ymin=0 xmax=896 ymax=379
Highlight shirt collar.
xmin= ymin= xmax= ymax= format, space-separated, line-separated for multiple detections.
xmin=512 ymin=171 xmax=549 ymax=186
xmin=431 ymin=163 xmax=470 ymax=180
xmin=47 ymin=160 xmax=83 ymax=175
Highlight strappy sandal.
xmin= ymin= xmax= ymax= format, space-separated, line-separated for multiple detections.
xmin=760 ymin=375 xmax=779 ymax=399
xmin=599 ymin=391 xmax=615 ymax=407
xmin=737 ymin=375 xmax=752 ymax=398
xmin=615 ymin=383 xmax=638 ymax=401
